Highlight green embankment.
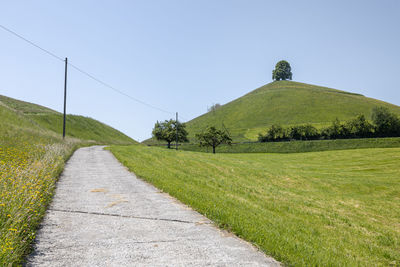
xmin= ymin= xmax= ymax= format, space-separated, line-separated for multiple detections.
xmin=0 ymin=95 xmax=136 ymax=265
xmin=28 ymin=113 xmax=134 ymax=145
xmin=110 ymin=145 xmax=400 ymax=266
xmin=0 ymin=95 xmax=135 ymax=144
xmin=179 ymin=137 xmax=400 ymax=153
xmin=183 ymin=81 xmax=400 ymax=141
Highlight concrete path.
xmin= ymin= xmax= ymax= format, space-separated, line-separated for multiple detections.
xmin=27 ymin=146 xmax=279 ymax=266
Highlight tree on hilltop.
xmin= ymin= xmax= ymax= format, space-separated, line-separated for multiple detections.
xmin=272 ymin=60 xmax=292 ymax=81
xmin=152 ymin=119 xmax=188 ymax=149
xmin=208 ymin=103 xmax=221 ymax=113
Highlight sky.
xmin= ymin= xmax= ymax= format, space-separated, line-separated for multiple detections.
xmin=1 ymin=1 xmax=399 ymax=141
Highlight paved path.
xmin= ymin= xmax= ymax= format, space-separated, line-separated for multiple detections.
xmin=27 ymin=146 xmax=279 ymax=266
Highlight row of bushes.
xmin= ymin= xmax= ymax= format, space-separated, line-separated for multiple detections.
xmin=258 ymin=107 xmax=400 ymax=142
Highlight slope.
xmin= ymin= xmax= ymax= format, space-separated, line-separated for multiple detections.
xmin=0 ymin=95 xmax=136 ymax=145
xmin=185 ymin=81 xmax=400 ymax=141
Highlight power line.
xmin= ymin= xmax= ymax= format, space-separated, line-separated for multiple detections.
xmin=0 ymin=24 xmax=64 ymax=62
xmin=67 ymin=62 xmax=173 ymax=115
xmin=0 ymin=24 xmax=181 ymax=117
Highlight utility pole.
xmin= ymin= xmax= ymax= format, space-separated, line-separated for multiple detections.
xmin=63 ymin=57 xmax=68 ymax=139
xmin=176 ymin=112 xmax=178 ymax=150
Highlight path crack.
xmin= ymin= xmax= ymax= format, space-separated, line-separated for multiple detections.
xmin=48 ymin=208 xmax=208 ymax=224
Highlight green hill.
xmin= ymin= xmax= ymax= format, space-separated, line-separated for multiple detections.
xmin=185 ymin=81 xmax=400 ymax=141
xmin=0 ymin=94 xmax=136 ymax=145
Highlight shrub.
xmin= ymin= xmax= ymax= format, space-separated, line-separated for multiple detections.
xmin=258 ymin=124 xmax=288 ymax=142
xmin=259 ymin=110 xmax=400 ymax=143
xmin=288 ymin=124 xmax=319 ymax=140
xmin=372 ymin=107 xmax=400 ymax=137
xmin=346 ymin=115 xmax=374 ymax=138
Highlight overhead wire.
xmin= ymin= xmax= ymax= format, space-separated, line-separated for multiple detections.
xmin=0 ymin=24 xmax=187 ymax=119
xmin=0 ymin=24 xmax=64 ymax=62
xmin=67 ymin=62 xmax=173 ymax=115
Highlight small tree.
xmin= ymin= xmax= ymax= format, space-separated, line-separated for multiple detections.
xmin=302 ymin=124 xmax=319 ymax=140
xmin=321 ymin=118 xmax=347 ymax=139
xmin=195 ymin=126 xmax=232 ymax=154
xmin=208 ymin=103 xmax=221 ymax=113
xmin=288 ymin=125 xmax=303 ymax=140
xmin=288 ymin=124 xmax=318 ymax=140
xmin=272 ymin=60 xmax=292 ymax=81
xmin=152 ymin=119 xmax=188 ymax=148
xmin=372 ymin=107 xmax=400 ymax=137
xmin=346 ymin=115 xmax=374 ymax=138
xmin=258 ymin=124 xmax=287 ymax=142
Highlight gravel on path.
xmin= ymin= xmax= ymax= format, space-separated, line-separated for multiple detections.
xmin=26 ymin=146 xmax=279 ymax=266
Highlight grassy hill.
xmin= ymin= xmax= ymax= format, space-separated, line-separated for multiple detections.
xmin=0 ymin=94 xmax=135 ymax=264
xmin=184 ymin=81 xmax=400 ymax=141
xmin=0 ymin=95 xmax=136 ymax=144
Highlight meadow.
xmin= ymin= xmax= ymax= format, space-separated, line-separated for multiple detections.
xmin=110 ymin=144 xmax=400 ymax=266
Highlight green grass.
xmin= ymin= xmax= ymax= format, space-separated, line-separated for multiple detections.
xmin=0 ymin=95 xmax=135 ymax=145
xmin=0 ymin=95 xmax=57 ymax=114
xmin=27 ymin=113 xmax=134 ymax=145
xmin=179 ymin=137 xmax=400 ymax=153
xmin=109 ymin=145 xmax=400 ymax=266
xmin=179 ymin=81 xmax=400 ymax=142
xmin=0 ymin=95 xmax=136 ymax=264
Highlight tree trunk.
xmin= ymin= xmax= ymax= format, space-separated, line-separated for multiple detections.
xmin=212 ymin=145 xmax=215 ymax=154
xmin=167 ymin=142 xmax=171 ymax=149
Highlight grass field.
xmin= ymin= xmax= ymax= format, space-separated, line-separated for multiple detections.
xmin=178 ymin=81 xmax=400 ymax=142
xmin=179 ymin=137 xmax=400 ymax=153
xmin=0 ymin=95 xmax=136 ymax=265
xmin=110 ymin=145 xmax=400 ymax=266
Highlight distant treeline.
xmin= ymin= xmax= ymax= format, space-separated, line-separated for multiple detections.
xmin=258 ymin=107 xmax=400 ymax=142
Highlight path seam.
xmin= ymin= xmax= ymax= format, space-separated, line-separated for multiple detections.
xmin=49 ymin=208 xmax=204 ymax=224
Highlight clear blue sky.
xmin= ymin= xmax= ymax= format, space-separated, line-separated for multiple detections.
xmin=1 ymin=1 xmax=399 ymax=141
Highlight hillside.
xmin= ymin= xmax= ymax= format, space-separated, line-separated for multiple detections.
xmin=0 ymin=95 xmax=136 ymax=145
xmin=183 ymin=81 xmax=400 ymax=141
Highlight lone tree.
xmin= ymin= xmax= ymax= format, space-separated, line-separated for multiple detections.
xmin=207 ymin=103 xmax=221 ymax=113
xmin=272 ymin=60 xmax=292 ymax=81
xmin=195 ymin=126 xmax=232 ymax=154
xmin=152 ymin=119 xmax=188 ymax=148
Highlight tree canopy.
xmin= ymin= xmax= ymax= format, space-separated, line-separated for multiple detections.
xmin=152 ymin=119 xmax=188 ymax=148
xmin=208 ymin=103 xmax=221 ymax=113
xmin=195 ymin=126 xmax=232 ymax=154
xmin=272 ymin=60 xmax=292 ymax=81
xmin=372 ymin=107 xmax=400 ymax=137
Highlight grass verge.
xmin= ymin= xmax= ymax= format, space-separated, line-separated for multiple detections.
xmin=0 ymin=129 xmax=81 ymax=264
xmin=109 ymin=145 xmax=400 ymax=266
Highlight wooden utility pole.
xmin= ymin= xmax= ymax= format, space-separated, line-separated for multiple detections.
xmin=176 ymin=112 xmax=178 ymax=150
xmin=63 ymin=57 xmax=68 ymax=139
